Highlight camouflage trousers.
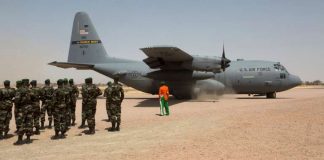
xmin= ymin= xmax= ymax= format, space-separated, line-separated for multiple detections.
xmin=53 ymin=104 xmax=66 ymax=132
xmin=40 ymin=100 xmax=53 ymax=123
xmin=32 ymin=102 xmax=41 ymax=130
xmin=106 ymin=102 xmax=111 ymax=120
xmin=70 ymin=102 xmax=76 ymax=121
xmin=0 ymin=102 xmax=13 ymax=133
xmin=14 ymin=105 xmax=19 ymax=130
xmin=84 ymin=103 xmax=97 ymax=129
xmin=109 ymin=102 xmax=121 ymax=124
xmin=17 ymin=105 xmax=33 ymax=136
xmin=65 ymin=104 xmax=71 ymax=125
xmin=81 ymin=103 xmax=86 ymax=121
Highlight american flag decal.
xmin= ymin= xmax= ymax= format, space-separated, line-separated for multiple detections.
xmin=80 ymin=29 xmax=88 ymax=35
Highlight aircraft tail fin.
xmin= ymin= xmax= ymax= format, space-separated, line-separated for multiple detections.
xmin=67 ymin=12 xmax=109 ymax=64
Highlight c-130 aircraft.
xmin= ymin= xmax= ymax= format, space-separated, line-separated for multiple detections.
xmin=50 ymin=12 xmax=302 ymax=99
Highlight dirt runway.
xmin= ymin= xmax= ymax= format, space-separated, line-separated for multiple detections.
xmin=0 ymin=88 xmax=323 ymax=160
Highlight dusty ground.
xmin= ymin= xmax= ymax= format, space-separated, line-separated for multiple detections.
xmin=0 ymin=88 xmax=323 ymax=160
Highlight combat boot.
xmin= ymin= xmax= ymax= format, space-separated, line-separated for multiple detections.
xmin=0 ymin=132 xmax=3 ymax=140
xmin=78 ymin=119 xmax=86 ymax=128
xmin=53 ymin=130 xmax=60 ymax=139
xmin=116 ymin=123 xmax=120 ymax=131
xmin=4 ymin=131 xmax=8 ymax=137
xmin=40 ymin=121 xmax=45 ymax=130
xmin=71 ymin=119 xmax=75 ymax=126
xmin=108 ymin=122 xmax=116 ymax=132
xmin=34 ymin=128 xmax=40 ymax=135
xmin=14 ymin=135 xmax=24 ymax=145
xmin=48 ymin=120 xmax=52 ymax=129
xmin=26 ymin=135 xmax=32 ymax=144
xmin=61 ymin=130 xmax=66 ymax=138
xmin=90 ymin=127 xmax=95 ymax=134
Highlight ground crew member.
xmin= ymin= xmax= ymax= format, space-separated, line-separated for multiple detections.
xmin=14 ymin=79 xmax=33 ymax=145
xmin=69 ymin=79 xmax=79 ymax=126
xmin=159 ymin=81 xmax=170 ymax=116
xmin=81 ymin=77 xmax=102 ymax=134
xmin=103 ymin=81 xmax=112 ymax=122
xmin=30 ymin=80 xmax=41 ymax=135
xmin=14 ymin=80 xmax=22 ymax=133
xmin=52 ymin=79 xmax=68 ymax=139
xmin=40 ymin=79 xmax=54 ymax=129
xmin=0 ymin=80 xmax=16 ymax=139
xmin=108 ymin=77 xmax=124 ymax=132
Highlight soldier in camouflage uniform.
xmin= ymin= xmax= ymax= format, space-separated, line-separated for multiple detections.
xmin=103 ymin=81 xmax=112 ymax=122
xmin=69 ymin=79 xmax=79 ymax=126
xmin=14 ymin=79 xmax=33 ymax=145
xmin=63 ymin=78 xmax=72 ymax=127
xmin=79 ymin=82 xmax=87 ymax=128
xmin=81 ymin=78 xmax=102 ymax=134
xmin=108 ymin=77 xmax=124 ymax=132
xmin=52 ymin=79 xmax=68 ymax=139
xmin=0 ymin=80 xmax=16 ymax=139
xmin=14 ymin=80 xmax=22 ymax=133
xmin=40 ymin=79 xmax=54 ymax=129
xmin=30 ymin=80 xmax=41 ymax=135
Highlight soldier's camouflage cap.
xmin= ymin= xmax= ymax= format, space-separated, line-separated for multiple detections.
xmin=57 ymin=79 xmax=63 ymax=85
xmin=85 ymin=77 xmax=92 ymax=83
xmin=4 ymin=80 xmax=10 ymax=85
xmin=63 ymin=78 xmax=68 ymax=84
xmin=107 ymin=81 xmax=112 ymax=85
xmin=16 ymin=80 xmax=22 ymax=85
xmin=69 ymin=79 xmax=74 ymax=84
xmin=45 ymin=79 xmax=50 ymax=84
xmin=30 ymin=80 xmax=37 ymax=85
xmin=22 ymin=79 xmax=29 ymax=84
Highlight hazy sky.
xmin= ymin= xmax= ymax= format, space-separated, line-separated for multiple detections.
xmin=0 ymin=0 xmax=323 ymax=84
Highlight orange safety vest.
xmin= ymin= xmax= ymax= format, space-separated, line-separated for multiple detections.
xmin=159 ymin=85 xmax=169 ymax=101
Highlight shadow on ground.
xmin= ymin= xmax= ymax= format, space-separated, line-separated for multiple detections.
xmin=133 ymin=97 xmax=218 ymax=107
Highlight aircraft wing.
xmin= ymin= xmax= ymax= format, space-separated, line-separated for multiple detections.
xmin=48 ymin=61 xmax=94 ymax=70
xmin=141 ymin=47 xmax=193 ymax=69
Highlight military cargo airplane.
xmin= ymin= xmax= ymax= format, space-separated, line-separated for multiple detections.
xmin=49 ymin=12 xmax=302 ymax=99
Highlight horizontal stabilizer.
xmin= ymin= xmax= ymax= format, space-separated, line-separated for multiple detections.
xmin=48 ymin=61 xmax=94 ymax=70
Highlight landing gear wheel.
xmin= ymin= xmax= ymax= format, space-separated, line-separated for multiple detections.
xmin=266 ymin=92 xmax=276 ymax=99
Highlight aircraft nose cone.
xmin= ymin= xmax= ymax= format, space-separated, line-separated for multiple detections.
xmin=290 ymin=75 xmax=302 ymax=87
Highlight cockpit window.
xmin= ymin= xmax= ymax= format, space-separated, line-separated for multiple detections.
xmin=274 ymin=63 xmax=289 ymax=74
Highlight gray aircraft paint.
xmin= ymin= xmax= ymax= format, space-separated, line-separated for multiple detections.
xmin=49 ymin=12 xmax=302 ymax=99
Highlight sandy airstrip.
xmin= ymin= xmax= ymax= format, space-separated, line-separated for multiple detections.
xmin=0 ymin=87 xmax=323 ymax=160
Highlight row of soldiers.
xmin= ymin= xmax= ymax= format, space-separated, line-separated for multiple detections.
xmin=0 ymin=78 xmax=79 ymax=144
xmin=0 ymin=77 xmax=124 ymax=145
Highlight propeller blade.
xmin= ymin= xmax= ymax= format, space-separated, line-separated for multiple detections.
xmin=220 ymin=44 xmax=231 ymax=71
